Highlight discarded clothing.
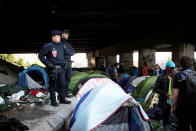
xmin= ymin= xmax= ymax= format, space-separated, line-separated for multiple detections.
xmin=8 ymin=90 xmax=25 ymax=102
xmin=0 ymin=85 xmax=29 ymax=112
xmin=0 ymin=114 xmax=29 ymax=131
xmin=0 ymin=96 xmax=5 ymax=105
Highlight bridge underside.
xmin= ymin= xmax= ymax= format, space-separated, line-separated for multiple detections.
xmin=0 ymin=1 xmax=196 ymax=53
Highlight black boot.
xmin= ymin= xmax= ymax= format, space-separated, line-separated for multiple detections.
xmin=66 ymin=92 xmax=74 ymax=98
xmin=59 ymin=99 xmax=71 ymax=104
xmin=51 ymin=100 xmax=58 ymax=106
xmin=65 ymin=90 xmax=74 ymax=98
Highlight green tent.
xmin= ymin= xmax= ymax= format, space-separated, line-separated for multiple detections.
xmin=68 ymin=71 xmax=107 ymax=95
xmin=88 ymin=72 xmax=106 ymax=77
xmin=132 ymin=76 xmax=158 ymax=102
xmin=131 ymin=76 xmax=158 ymax=112
xmin=68 ymin=72 xmax=90 ymax=95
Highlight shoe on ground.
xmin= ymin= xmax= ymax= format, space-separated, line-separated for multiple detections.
xmin=59 ymin=99 xmax=71 ymax=104
xmin=51 ymin=101 xmax=58 ymax=107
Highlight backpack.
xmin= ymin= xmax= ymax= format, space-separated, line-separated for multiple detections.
xmin=109 ymin=67 xmax=120 ymax=82
xmin=181 ymin=71 xmax=196 ymax=95
xmin=108 ymin=67 xmax=115 ymax=78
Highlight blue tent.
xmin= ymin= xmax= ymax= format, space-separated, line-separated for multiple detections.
xmin=18 ymin=65 xmax=49 ymax=90
xmin=71 ymin=81 xmax=152 ymax=131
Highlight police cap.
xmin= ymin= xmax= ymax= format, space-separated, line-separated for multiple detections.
xmin=50 ymin=30 xmax=62 ymax=36
xmin=62 ymin=29 xmax=70 ymax=34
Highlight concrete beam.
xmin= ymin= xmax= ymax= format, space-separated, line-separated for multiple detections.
xmin=172 ymin=43 xmax=195 ymax=67
xmin=105 ymin=55 xmax=117 ymax=65
xmin=95 ymin=56 xmax=105 ymax=70
xmin=120 ymin=52 xmax=133 ymax=70
xmin=88 ymin=49 xmax=118 ymax=69
xmin=139 ymin=48 xmax=155 ymax=71
xmin=86 ymin=51 xmax=96 ymax=68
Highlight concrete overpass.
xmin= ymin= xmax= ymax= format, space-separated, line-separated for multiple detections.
xmin=0 ymin=0 xmax=195 ymax=69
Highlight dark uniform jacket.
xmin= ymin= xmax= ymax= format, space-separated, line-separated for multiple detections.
xmin=173 ymin=71 xmax=187 ymax=99
xmin=61 ymin=39 xmax=75 ymax=60
xmin=173 ymin=69 xmax=194 ymax=106
xmin=155 ymin=72 xmax=173 ymax=107
xmin=38 ymin=42 xmax=65 ymax=67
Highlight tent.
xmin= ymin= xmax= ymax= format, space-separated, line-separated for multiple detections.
xmin=70 ymin=82 xmax=152 ymax=131
xmin=132 ymin=76 xmax=158 ymax=102
xmin=118 ymin=76 xmax=138 ymax=93
xmin=76 ymin=77 xmax=117 ymax=102
xmin=131 ymin=76 xmax=150 ymax=88
xmin=18 ymin=65 xmax=49 ymax=90
xmin=68 ymin=71 xmax=107 ymax=95
xmin=131 ymin=76 xmax=158 ymax=112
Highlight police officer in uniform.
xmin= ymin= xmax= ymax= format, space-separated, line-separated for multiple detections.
xmin=61 ymin=29 xmax=75 ymax=97
xmin=39 ymin=30 xmax=71 ymax=106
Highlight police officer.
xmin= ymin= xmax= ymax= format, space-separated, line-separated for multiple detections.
xmin=61 ymin=29 xmax=75 ymax=97
xmin=39 ymin=30 xmax=71 ymax=106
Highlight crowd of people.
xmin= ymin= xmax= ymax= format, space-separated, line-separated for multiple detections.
xmin=104 ymin=61 xmax=165 ymax=80
xmin=102 ymin=56 xmax=195 ymax=131
xmin=103 ymin=61 xmax=166 ymax=80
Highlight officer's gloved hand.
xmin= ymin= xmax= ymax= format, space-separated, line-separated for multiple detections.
xmin=47 ymin=63 xmax=56 ymax=80
xmin=47 ymin=63 xmax=54 ymax=70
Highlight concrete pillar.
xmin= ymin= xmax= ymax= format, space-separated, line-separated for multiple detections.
xmin=88 ymin=58 xmax=95 ymax=68
xmin=95 ymin=56 xmax=105 ymax=69
xmin=105 ymin=55 xmax=117 ymax=65
xmin=172 ymin=43 xmax=195 ymax=67
xmin=120 ymin=52 xmax=133 ymax=70
xmin=139 ymin=49 xmax=155 ymax=71
xmin=86 ymin=52 xmax=96 ymax=69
